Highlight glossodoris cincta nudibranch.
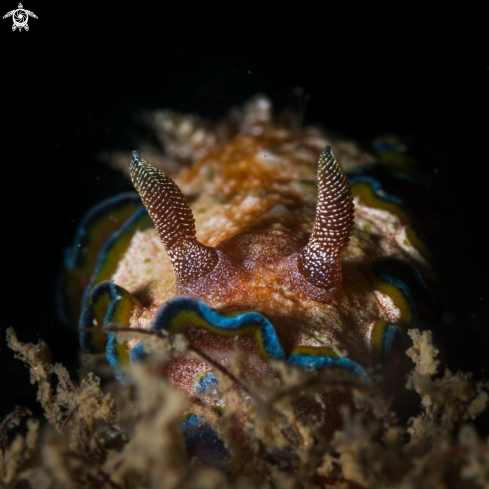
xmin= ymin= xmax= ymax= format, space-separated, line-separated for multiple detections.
xmin=61 ymin=96 xmax=437 ymax=465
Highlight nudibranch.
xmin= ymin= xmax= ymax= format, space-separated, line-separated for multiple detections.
xmin=61 ymin=96 xmax=437 ymax=466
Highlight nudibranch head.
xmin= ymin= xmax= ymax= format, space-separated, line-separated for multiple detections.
xmin=129 ymin=145 xmax=354 ymax=304
xmin=65 ymin=101 xmax=437 ymax=464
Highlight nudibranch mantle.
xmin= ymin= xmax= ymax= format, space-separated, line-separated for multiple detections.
xmin=68 ymin=99 xmax=437 ymax=431
xmin=103 ymin=137 xmax=431 ymax=365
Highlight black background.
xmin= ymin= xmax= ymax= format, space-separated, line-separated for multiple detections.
xmin=1 ymin=4 xmax=488 ymax=428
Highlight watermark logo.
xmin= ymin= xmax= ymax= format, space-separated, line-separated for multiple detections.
xmin=3 ymin=3 xmax=37 ymax=31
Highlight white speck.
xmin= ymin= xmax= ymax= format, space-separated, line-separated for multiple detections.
xmin=256 ymin=150 xmax=280 ymax=164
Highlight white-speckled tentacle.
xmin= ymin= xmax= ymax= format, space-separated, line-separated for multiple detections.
xmin=130 ymin=151 xmax=219 ymax=283
xmin=298 ymin=146 xmax=354 ymax=289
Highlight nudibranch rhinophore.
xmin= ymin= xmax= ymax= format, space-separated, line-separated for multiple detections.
xmin=60 ymin=95 xmax=438 ymax=466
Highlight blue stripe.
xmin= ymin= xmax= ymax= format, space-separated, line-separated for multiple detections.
xmin=149 ymin=296 xmax=286 ymax=361
xmin=287 ymin=353 xmax=367 ymax=377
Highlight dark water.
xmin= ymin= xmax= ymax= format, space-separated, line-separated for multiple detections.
xmin=2 ymin=12 xmax=487 ymax=433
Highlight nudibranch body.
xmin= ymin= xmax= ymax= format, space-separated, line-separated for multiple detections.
xmin=63 ymin=97 xmax=437 ymax=448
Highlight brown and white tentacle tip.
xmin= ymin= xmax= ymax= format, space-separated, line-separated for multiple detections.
xmin=297 ymin=145 xmax=354 ymax=290
xmin=130 ymin=152 xmax=219 ymax=284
